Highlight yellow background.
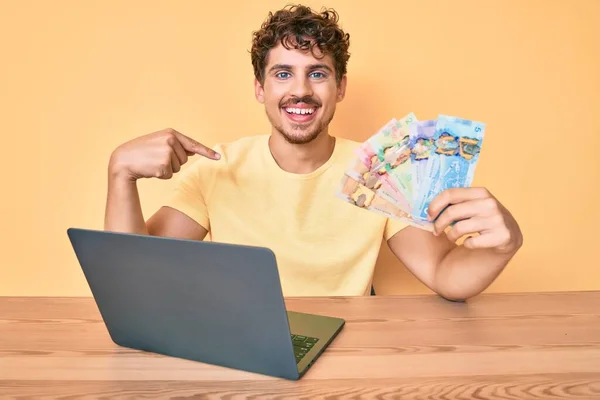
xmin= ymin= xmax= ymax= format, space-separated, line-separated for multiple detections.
xmin=1 ymin=0 xmax=599 ymax=296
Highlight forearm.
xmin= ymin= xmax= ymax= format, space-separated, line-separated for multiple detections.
xmin=104 ymin=168 xmax=148 ymax=235
xmin=433 ymin=245 xmax=518 ymax=301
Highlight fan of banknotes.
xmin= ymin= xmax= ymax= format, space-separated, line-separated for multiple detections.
xmin=336 ymin=112 xmax=486 ymax=231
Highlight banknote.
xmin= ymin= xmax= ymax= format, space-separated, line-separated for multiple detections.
xmin=367 ymin=113 xmax=417 ymax=161
xmin=414 ymin=115 xmax=486 ymax=221
xmin=408 ymin=120 xmax=437 ymax=220
xmin=336 ymin=174 xmax=434 ymax=230
xmin=375 ymin=132 xmax=413 ymax=213
xmin=342 ymin=157 xmax=409 ymax=211
xmin=357 ymin=113 xmax=417 ymax=162
xmin=362 ymin=113 xmax=417 ymax=212
xmin=336 ymin=174 xmax=411 ymax=220
xmin=336 ymin=112 xmax=484 ymax=233
xmin=355 ymin=118 xmax=400 ymax=168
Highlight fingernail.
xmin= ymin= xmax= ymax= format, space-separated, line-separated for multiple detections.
xmin=214 ymin=153 xmax=221 ymax=159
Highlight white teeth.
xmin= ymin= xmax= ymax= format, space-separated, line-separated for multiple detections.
xmin=285 ymin=107 xmax=315 ymax=115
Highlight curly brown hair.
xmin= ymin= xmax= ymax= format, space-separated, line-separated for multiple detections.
xmin=251 ymin=4 xmax=350 ymax=86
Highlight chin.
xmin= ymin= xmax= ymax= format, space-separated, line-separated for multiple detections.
xmin=279 ymin=127 xmax=322 ymax=145
xmin=269 ymin=112 xmax=335 ymax=146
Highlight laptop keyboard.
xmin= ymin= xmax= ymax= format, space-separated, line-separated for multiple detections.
xmin=291 ymin=334 xmax=319 ymax=363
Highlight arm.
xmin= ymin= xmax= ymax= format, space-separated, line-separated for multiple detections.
xmin=388 ymin=187 xmax=523 ymax=301
xmin=104 ymin=128 xmax=218 ymax=241
xmin=104 ymin=169 xmax=149 ymax=235
xmin=104 ymin=167 xmax=208 ymax=241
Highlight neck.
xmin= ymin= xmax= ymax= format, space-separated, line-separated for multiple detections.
xmin=268 ymin=130 xmax=336 ymax=174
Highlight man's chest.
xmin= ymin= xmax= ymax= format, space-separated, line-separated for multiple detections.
xmin=205 ymin=177 xmax=386 ymax=249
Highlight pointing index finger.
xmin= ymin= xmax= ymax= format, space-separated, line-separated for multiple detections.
xmin=173 ymin=131 xmax=221 ymax=160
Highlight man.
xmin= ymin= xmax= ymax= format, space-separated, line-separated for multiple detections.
xmin=105 ymin=5 xmax=523 ymax=300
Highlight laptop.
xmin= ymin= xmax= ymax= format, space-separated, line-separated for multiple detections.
xmin=66 ymin=228 xmax=345 ymax=380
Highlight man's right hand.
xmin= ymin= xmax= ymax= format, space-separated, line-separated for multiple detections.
xmin=108 ymin=128 xmax=220 ymax=181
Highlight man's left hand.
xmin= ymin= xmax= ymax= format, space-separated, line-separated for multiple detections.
xmin=427 ymin=188 xmax=523 ymax=254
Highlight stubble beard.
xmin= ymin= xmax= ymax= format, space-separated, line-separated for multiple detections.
xmin=266 ymin=108 xmax=335 ymax=145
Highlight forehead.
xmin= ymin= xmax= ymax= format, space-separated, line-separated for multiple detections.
xmin=265 ymin=42 xmax=334 ymax=70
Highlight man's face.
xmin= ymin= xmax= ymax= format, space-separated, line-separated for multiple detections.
xmin=255 ymin=41 xmax=347 ymax=145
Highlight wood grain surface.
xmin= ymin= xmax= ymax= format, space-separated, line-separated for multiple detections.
xmin=1 ymin=292 xmax=600 ymax=399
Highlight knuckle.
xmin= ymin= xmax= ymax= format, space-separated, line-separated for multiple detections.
xmin=478 ymin=187 xmax=490 ymax=197
xmin=163 ymin=133 xmax=176 ymax=146
xmin=485 ymin=198 xmax=499 ymax=212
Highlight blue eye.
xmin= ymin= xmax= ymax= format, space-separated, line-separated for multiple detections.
xmin=310 ymin=72 xmax=325 ymax=79
xmin=276 ymin=72 xmax=291 ymax=79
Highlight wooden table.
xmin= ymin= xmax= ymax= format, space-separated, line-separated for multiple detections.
xmin=1 ymin=292 xmax=600 ymax=399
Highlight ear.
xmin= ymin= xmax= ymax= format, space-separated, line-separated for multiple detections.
xmin=254 ymin=78 xmax=265 ymax=104
xmin=336 ymin=74 xmax=347 ymax=102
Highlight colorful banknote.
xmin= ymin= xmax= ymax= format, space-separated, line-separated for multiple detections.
xmin=335 ymin=174 xmax=411 ymax=220
xmin=355 ymin=119 xmax=401 ymax=168
xmin=413 ymin=115 xmax=486 ymax=221
xmin=343 ymin=157 xmax=406 ymax=208
xmin=336 ymin=113 xmax=485 ymax=232
xmin=356 ymin=113 xmax=416 ymax=162
xmin=336 ymin=174 xmax=433 ymax=230
xmin=360 ymin=113 xmax=417 ymax=212
xmin=376 ymin=132 xmax=413 ymax=213
xmin=408 ymin=120 xmax=437 ymax=221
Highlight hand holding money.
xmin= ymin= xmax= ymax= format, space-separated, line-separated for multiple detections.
xmin=427 ymin=187 xmax=522 ymax=253
xmin=109 ymin=128 xmax=221 ymax=181
xmin=336 ymin=112 xmax=488 ymax=234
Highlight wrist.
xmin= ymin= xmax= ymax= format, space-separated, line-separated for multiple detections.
xmin=108 ymin=153 xmax=136 ymax=183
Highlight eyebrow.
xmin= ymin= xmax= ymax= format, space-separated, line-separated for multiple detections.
xmin=268 ymin=63 xmax=333 ymax=73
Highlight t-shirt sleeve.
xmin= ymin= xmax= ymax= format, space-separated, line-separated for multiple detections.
xmin=383 ymin=217 xmax=409 ymax=241
xmin=163 ymin=155 xmax=218 ymax=232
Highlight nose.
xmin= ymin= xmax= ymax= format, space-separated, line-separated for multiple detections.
xmin=289 ymin=74 xmax=313 ymax=99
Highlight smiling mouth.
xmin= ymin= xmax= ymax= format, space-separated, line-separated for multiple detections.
xmin=284 ymin=106 xmax=316 ymax=115
xmin=281 ymin=103 xmax=319 ymax=123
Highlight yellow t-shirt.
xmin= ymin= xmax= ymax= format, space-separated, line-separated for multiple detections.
xmin=164 ymin=134 xmax=408 ymax=296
